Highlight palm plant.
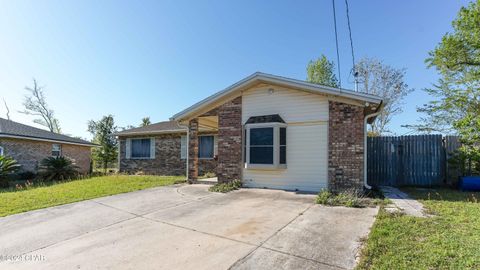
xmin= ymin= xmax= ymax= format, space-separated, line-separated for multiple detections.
xmin=39 ymin=156 xmax=79 ymax=181
xmin=0 ymin=155 xmax=20 ymax=177
xmin=0 ymin=155 xmax=20 ymax=188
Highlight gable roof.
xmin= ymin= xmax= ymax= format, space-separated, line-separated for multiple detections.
xmin=115 ymin=121 xmax=186 ymax=136
xmin=171 ymin=72 xmax=383 ymax=121
xmin=0 ymin=118 xmax=96 ymax=147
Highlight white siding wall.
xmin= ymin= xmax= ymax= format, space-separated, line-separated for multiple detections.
xmin=242 ymin=85 xmax=329 ymax=192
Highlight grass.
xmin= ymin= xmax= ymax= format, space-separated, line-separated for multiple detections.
xmin=357 ymin=188 xmax=480 ymax=270
xmin=0 ymin=175 xmax=185 ymax=217
xmin=208 ymin=179 xmax=242 ymax=193
xmin=316 ymin=189 xmax=388 ymax=208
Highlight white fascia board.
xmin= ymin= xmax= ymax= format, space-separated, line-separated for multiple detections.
xmin=170 ymin=72 xmax=383 ymax=121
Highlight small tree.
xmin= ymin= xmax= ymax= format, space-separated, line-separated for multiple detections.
xmin=88 ymin=115 xmax=118 ymax=173
xmin=21 ymin=79 xmax=61 ymax=133
xmin=355 ymin=57 xmax=413 ymax=135
xmin=140 ymin=117 xmax=151 ymax=127
xmin=406 ymin=1 xmax=480 ymax=174
xmin=306 ymin=55 xmax=339 ymax=88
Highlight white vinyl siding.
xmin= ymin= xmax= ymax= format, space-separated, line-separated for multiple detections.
xmin=242 ymin=85 xmax=329 ymax=192
xmin=242 ymin=85 xmax=329 ymax=124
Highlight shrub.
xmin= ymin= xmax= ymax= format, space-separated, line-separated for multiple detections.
xmin=315 ymin=189 xmax=386 ymax=208
xmin=208 ymin=180 xmax=242 ymax=193
xmin=38 ymin=156 xmax=79 ymax=181
xmin=0 ymin=155 xmax=20 ymax=188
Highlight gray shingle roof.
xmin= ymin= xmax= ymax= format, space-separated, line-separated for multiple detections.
xmin=0 ymin=118 xmax=95 ymax=146
xmin=115 ymin=120 xmax=186 ymax=136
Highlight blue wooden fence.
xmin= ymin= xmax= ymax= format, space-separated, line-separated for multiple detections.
xmin=367 ymin=134 xmax=452 ymax=186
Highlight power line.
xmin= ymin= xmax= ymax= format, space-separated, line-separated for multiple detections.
xmin=332 ymin=0 xmax=342 ymax=88
xmin=344 ymin=0 xmax=358 ymax=91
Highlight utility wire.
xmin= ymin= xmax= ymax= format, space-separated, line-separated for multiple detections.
xmin=345 ymin=0 xmax=358 ymax=90
xmin=332 ymin=0 xmax=342 ymax=88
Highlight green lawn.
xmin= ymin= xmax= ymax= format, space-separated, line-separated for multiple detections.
xmin=0 ymin=175 xmax=184 ymax=217
xmin=357 ymin=188 xmax=480 ymax=270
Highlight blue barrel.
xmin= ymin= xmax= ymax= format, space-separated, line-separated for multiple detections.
xmin=459 ymin=176 xmax=480 ymax=191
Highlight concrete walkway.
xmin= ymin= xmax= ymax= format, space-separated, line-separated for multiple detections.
xmin=380 ymin=186 xmax=429 ymax=217
xmin=0 ymin=185 xmax=378 ymax=270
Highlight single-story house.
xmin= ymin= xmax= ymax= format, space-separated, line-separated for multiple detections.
xmin=0 ymin=118 xmax=96 ymax=173
xmin=117 ymin=72 xmax=383 ymax=192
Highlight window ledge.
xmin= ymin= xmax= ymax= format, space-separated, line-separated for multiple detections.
xmin=245 ymin=164 xmax=287 ymax=170
xmin=129 ymin=157 xmax=153 ymax=160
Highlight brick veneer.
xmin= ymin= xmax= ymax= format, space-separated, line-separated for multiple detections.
xmin=0 ymin=138 xmax=92 ymax=173
xmin=188 ymin=119 xmax=199 ymax=182
xmin=119 ymin=134 xmax=186 ymax=176
xmin=217 ymin=96 xmax=242 ymax=183
xmin=328 ymin=101 xmax=365 ymax=192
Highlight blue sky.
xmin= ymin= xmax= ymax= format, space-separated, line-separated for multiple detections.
xmin=0 ymin=0 xmax=470 ymax=139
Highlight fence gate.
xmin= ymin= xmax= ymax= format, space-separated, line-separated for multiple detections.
xmin=367 ymin=135 xmax=446 ymax=186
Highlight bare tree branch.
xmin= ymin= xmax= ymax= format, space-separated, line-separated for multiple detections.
xmin=20 ymin=79 xmax=61 ymax=133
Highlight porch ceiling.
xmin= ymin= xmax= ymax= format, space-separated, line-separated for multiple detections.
xmin=198 ymin=116 xmax=218 ymax=131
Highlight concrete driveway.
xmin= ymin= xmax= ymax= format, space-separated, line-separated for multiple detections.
xmin=0 ymin=184 xmax=377 ymax=270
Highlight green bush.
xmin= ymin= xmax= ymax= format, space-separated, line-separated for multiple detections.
xmin=38 ymin=156 xmax=79 ymax=181
xmin=0 ymin=155 xmax=20 ymax=188
xmin=208 ymin=179 xmax=242 ymax=193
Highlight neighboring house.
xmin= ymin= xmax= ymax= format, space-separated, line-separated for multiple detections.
xmin=0 ymin=118 xmax=96 ymax=173
xmin=118 ymin=72 xmax=383 ymax=192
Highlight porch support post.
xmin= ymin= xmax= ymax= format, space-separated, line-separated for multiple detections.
xmin=188 ymin=118 xmax=199 ymax=183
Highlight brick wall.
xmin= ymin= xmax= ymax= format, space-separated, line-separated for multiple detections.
xmin=119 ymin=134 xmax=186 ymax=176
xmin=119 ymin=132 xmax=217 ymax=177
xmin=328 ymin=101 xmax=365 ymax=192
xmin=0 ymin=138 xmax=92 ymax=173
xmin=217 ymin=96 xmax=242 ymax=183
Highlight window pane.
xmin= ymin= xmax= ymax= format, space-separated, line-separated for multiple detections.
xmin=280 ymin=146 xmax=286 ymax=164
xmin=250 ymin=128 xmax=273 ymax=145
xmin=131 ymin=139 xmax=151 ymax=158
xmin=250 ymin=146 xmax=273 ymax=164
xmin=199 ymin=136 xmax=214 ymax=158
xmin=280 ymin=127 xmax=286 ymax=145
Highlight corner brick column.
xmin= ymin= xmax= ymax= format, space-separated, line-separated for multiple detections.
xmin=188 ymin=119 xmax=199 ymax=182
xmin=217 ymin=97 xmax=242 ymax=183
xmin=328 ymin=101 xmax=365 ymax=193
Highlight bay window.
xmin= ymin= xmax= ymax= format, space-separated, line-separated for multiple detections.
xmin=245 ymin=123 xmax=287 ymax=169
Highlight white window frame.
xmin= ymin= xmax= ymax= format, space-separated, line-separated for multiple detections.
xmin=198 ymin=135 xmax=217 ymax=160
xmin=245 ymin=122 xmax=287 ymax=170
xmin=52 ymin=144 xmax=62 ymax=157
xmin=126 ymin=138 xmax=155 ymax=160
xmin=180 ymin=135 xmax=187 ymax=159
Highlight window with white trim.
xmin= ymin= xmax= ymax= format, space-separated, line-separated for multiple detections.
xmin=180 ymin=136 xmax=187 ymax=159
xmin=130 ymin=138 xmax=153 ymax=158
xmin=0 ymin=146 xmax=4 ymax=156
xmin=52 ymin=144 xmax=62 ymax=157
xmin=245 ymin=123 xmax=287 ymax=169
xmin=198 ymin=135 xmax=216 ymax=159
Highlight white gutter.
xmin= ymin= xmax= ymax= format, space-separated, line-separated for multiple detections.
xmin=363 ymin=108 xmax=382 ymax=190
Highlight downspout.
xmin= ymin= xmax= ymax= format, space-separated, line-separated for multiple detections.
xmin=177 ymin=122 xmax=189 ymax=181
xmin=364 ymin=104 xmax=382 ymax=190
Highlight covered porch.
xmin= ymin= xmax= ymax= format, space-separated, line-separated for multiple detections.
xmin=184 ymin=97 xmax=243 ymax=184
